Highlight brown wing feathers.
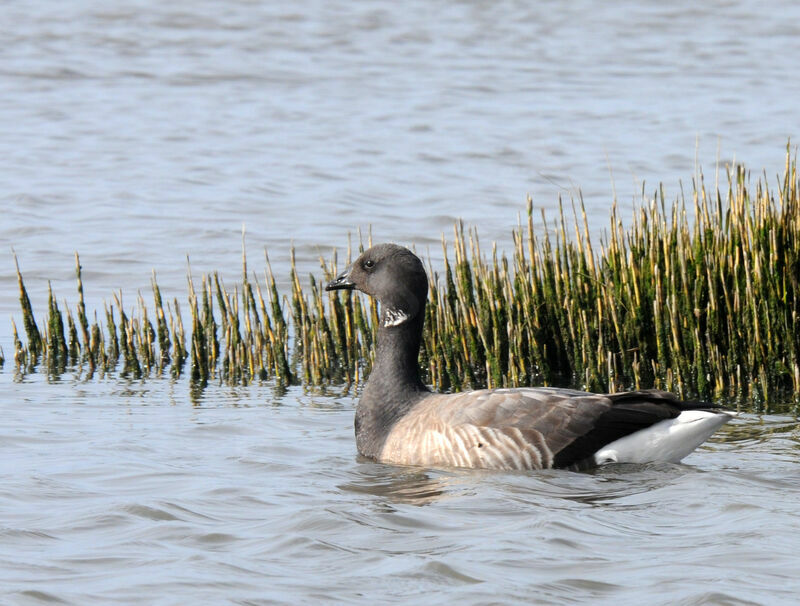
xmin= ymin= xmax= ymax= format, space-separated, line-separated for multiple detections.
xmin=381 ymin=388 xmax=722 ymax=471
xmin=382 ymin=388 xmax=620 ymax=470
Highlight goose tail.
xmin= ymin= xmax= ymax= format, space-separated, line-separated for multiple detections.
xmin=593 ymin=409 xmax=736 ymax=465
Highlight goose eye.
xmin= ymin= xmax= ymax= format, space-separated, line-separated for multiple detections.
xmin=363 ymin=259 xmax=375 ymax=269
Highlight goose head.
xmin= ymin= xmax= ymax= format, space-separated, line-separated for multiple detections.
xmin=325 ymin=243 xmax=428 ymax=328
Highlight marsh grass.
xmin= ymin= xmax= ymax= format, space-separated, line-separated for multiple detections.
xmin=10 ymin=151 xmax=800 ymax=411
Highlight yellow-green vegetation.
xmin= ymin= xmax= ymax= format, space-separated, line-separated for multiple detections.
xmin=10 ymin=151 xmax=800 ymax=412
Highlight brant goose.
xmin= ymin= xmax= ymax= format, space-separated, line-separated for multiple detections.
xmin=326 ymin=243 xmax=734 ymax=471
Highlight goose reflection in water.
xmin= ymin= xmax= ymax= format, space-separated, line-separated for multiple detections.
xmin=340 ymin=463 xmax=453 ymax=507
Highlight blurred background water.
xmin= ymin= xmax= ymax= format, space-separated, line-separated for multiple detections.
xmin=1 ymin=1 xmax=799 ymax=604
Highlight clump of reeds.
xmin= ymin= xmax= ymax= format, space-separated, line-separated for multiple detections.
xmin=10 ymin=149 xmax=800 ymax=411
xmin=288 ymin=237 xmax=379 ymax=386
xmin=302 ymin=151 xmax=800 ymax=409
xmin=12 ymin=252 xmax=188 ymax=381
xmin=12 ymin=244 xmax=293 ymax=387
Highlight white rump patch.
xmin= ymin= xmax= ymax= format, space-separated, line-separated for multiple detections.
xmin=593 ymin=410 xmax=736 ymax=465
xmin=383 ymin=307 xmax=410 ymax=327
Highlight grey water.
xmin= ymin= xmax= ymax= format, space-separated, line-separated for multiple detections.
xmin=1 ymin=1 xmax=799 ymax=604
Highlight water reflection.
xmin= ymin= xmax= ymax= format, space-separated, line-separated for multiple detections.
xmin=497 ymin=461 xmax=697 ymax=508
xmin=715 ymin=414 xmax=800 ymax=445
xmin=340 ymin=457 xmax=703 ymax=510
xmin=340 ymin=462 xmax=453 ymax=507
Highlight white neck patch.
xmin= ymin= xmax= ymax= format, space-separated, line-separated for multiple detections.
xmin=383 ymin=307 xmax=411 ymax=327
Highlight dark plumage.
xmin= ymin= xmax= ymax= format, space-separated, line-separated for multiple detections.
xmin=326 ymin=243 xmax=733 ymax=471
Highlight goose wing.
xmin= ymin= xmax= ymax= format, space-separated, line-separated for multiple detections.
xmin=380 ymin=387 xmax=713 ymax=470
